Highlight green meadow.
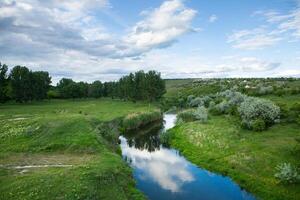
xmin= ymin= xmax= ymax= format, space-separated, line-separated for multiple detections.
xmin=0 ymin=99 xmax=155 ymax=200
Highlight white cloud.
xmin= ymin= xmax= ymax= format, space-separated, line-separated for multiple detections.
xmin=124 ymin=0 xmax=197 ymax=53
xmin=0 ymin=0 xmax=198 ymax=83
xmin=227 ymin=27 xmax=282 ymax=50
xmin=208 ymin=14 xmax=218 ymax=23
xmin=229 ymin=2 xmax=300 ymax=50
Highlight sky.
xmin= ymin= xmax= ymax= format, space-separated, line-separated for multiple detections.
xmin=0 ymin=0 xmax=300 ymax=84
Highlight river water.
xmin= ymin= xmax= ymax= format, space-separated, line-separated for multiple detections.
xmin=119 ymin=114 xmax=256 ymax=200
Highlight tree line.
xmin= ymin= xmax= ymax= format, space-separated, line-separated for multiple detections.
xmin=0 ymin=62 xmax=165 ymax=103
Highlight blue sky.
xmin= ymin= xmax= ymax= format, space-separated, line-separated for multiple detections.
xmin=0 ymin=0 xmax=299 ymax=83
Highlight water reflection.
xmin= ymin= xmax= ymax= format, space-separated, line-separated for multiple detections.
xmin=123 ymin=121 xmax=163 ymax=152
xmin=120 ymin=136 xmax=194 ymax=192
xmin=120 ymin=114 xmax=256 ymax=200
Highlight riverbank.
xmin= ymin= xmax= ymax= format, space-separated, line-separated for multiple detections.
xmin=168 ymin=115 xmax=300 ymax=200
xmin=0 ymin=99 xmax=157 ymax=200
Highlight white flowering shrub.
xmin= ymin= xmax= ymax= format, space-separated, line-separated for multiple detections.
xmin=215 ymin=100 xmax=231 ymax=114
xmin=194 ymin=106 xmax=208 ymax=122
xmin=238 ymin=97 xmax=280 ymax=129
xmin=275 ymin=163 xmax=300 ymax=184
xmin=202 ymin=95 xmax=212 ymax=107
xmin=189 ymin=97 xmax=204 ymax=107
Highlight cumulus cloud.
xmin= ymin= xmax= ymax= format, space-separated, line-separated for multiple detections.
xmin=124 ymin=0 xmax=197 ymax=54
xmin=0 ymin=0 xmax=198 ymax=82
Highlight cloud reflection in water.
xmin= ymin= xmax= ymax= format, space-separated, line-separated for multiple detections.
xmin=120 ymin=136 xmax=194 ymax=192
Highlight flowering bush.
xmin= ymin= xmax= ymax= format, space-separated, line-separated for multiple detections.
xmin=194 ymin=106 xmax=208 ymax=122
xmin=215 ymin=100 xmax=231 ymax=114
xmin=238 ymin=97 xmax=280 ymax=129
xmin=189 ymin=97 xmax=204 ymax=107
xmin=275 ymin=163 xmax=300 ymax=184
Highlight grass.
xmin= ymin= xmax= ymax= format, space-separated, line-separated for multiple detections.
xmin=168 ymin=115 xmax=300 ymax=200
xmin=0 ymin=98 xmax=156 ymax=200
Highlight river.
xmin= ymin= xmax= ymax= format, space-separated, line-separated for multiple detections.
xmin=119 ymin=114 xmax=256 ymax=200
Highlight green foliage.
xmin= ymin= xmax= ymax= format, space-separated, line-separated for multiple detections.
xmin=0 ymin=63 xmax=9 ymax=103
xmin=250 ymin=118 xmax=266 ymax=131
xmin=188 ymin=97 xmax=204 ymax=107
xmin=194 ymin=106 xmax=208 ymax=122
xmin=177 ymin=109 xmax=196 ymax=122
xmin=9 ymin=65 xmax=51 ymax=102
xmin=275 ymin=163 xmax=300 ymax=184
xmin=238 ymin=97 xmax=280 ymax=129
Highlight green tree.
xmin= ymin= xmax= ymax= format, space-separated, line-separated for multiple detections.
xmin=89 ymin=81 xmax=103 ymax=98
xmin=9 ymin=66 xmax=31 ymax=102
xmin=0 ymin=63 xmax=9 ymax=103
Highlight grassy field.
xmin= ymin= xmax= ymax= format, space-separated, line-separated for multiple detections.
xmin=0 ymin=99 xmax=156 ymax=200
xmin=168 ymin=114 xmax=300 ymax=200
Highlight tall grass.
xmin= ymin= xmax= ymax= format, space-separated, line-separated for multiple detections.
xmin=121 ymin=110 xmax=163 ymax=131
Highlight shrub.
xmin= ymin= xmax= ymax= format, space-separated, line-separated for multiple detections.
xmin=194 ymin=106 xmax=208 ymax=122
xmin=189 ymin=97 xmax=204 ymax=107
xmin=238 ymin=97 xmax=280 ymax=128
xmin=187 ymin=95 xmax=195 ymax=103
xmin=178 ymin=98 xmax=185 ymax=108
xmin=250 ymin=118 xmax=266 ymax=131
xmin=202 ymin=95 xmax=212 ymax=107
xmin=274 ymin=163 xmax=300 ymax=184
xmin=215 ymin=100 xmax=231 ymax=114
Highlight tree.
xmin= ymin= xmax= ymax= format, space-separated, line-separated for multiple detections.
xmin=0 ymin=63 xmax=9 ymax=103
xmin=57 ymin=78 xmax=74 ymax=98
xmin=31 ymin=71 xmax=51 ymax=100
xmin=9 ymin=66 xmax=31 ymax=102
xmin=89 ymin=81 xmax=103 ymax=98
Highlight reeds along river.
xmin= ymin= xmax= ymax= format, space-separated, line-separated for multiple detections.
xmin=119 ymin=114 xmax=256 ymax=200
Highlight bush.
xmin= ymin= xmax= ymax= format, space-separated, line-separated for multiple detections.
xmin=238 ymin=97 xmax=280 ymax=128
xmin=194 ymin=106 xmax=208 ymax=122
xmin=187 ymin=95 xmax=195 ymax=103
xmin=250 ymin=118 xmax=266 ymax=131
xmin=215 ymin=100 xmax=231 ymax=114
xmin=274 ymin=163 xmax=300 ymax=184
xmin=47 ymin=90 xmax=60 ymax=99
xmin=189 ymin=97 xmax=204 ymax=107
xmin=202 ymin=95 xmax=212 ymax=107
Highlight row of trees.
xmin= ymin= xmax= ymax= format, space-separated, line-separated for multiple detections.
xmin=54 ymin=70 xmax=165 ymax=101
xmin=0 ymin=62 xmax=166 ymax=103
xmin=0 ymin=63 xmax=51 ymax=103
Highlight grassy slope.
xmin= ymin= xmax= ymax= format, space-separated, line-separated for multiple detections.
xmin=0 ymin=99 xmax=155 ymax=200
xmin=168 ymin=114 xmax=300 ymax=200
